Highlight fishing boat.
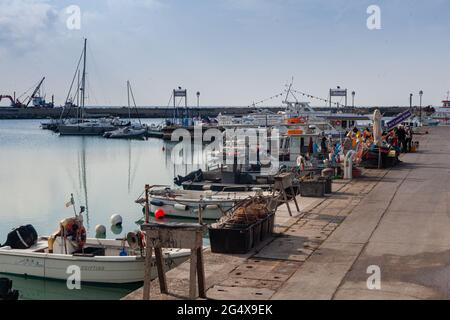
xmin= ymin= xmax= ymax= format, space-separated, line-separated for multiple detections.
xmin=0 ymin=207 xmax=190 ymax=284
xmin=140 ymin=187 xmax=269 ymax=220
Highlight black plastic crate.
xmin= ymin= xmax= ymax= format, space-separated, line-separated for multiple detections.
xmin=209 ymin=223 xmax=254 ymax=254
xmin=300 ymin=180 xmax=325 ymax=197
xmin=267 ymin=213 xmax=275 ymax=235
xmin=252 ymin=220 xmax=262 ymax=247
xmin=260 ymin=217 xmax=269 ymax=241
xmin=318 ymin=177 xmax=332 ymax=194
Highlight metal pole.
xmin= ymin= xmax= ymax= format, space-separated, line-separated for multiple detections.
xmin=352 ymin=91 xmax=355 ymax=108
xmin=419 ymin=90 xmax=423 ymax=124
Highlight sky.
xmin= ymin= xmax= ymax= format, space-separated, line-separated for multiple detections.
xmin=0 ymin=0 xmax=449 ymax=107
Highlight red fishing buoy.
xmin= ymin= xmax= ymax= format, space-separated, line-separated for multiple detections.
xmin=155 ymin=209 xmax=166 ymax=220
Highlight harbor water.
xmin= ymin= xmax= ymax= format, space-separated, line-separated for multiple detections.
xmin=0 ymin=119 xmax=205 ymax=300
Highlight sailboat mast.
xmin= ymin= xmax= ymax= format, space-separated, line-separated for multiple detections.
xmin=127 ymin=80 xmax=131 ymax=122
xmin=81 ymin=38 xmax=87 ymax=121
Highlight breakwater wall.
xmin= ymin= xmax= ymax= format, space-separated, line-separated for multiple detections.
xmin=0 ymin=106 xmax=410 ymax=120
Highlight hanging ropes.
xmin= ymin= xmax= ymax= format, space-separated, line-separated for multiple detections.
xmin=248 ymin=92 xmax=285 ymax=108
xmin=290 ymin=88 xmax=341 ymax=107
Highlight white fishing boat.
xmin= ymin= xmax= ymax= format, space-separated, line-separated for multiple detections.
xmin=0 ymin=206 xmax=190 ymax=284
xmin=142 ymin=187 xmax=268 ymax=220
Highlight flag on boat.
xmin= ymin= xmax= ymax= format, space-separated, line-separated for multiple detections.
xmin=65 ymin=194 xmax=75 ymax=208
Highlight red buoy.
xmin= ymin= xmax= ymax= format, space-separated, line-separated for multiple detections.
xmin=155 ymin=209 xmax=166 ymax=220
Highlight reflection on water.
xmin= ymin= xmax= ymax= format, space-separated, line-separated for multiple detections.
xmin=5 ymin=274 xmax=142 ymax=301
xmin=0 ymin=119 xmax=206 ymax=300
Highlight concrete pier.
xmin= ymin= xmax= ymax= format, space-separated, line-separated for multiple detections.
xmin=124 ymin=126 xmax=450 ymax=300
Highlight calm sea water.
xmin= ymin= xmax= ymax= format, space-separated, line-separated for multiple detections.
xmin=0 ymin=119 xmax=205 ymax=300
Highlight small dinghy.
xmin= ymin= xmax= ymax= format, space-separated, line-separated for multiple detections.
xmin=104 ymin=125 xmax=147 ymax=140
xmin=0 ymin=208 xmax=190 ymax=284
xmin=138 ymin=186 xmax=269 ymax=220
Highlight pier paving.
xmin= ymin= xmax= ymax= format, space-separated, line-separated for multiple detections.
xmin=124 ymin=127 xmax=449 ymax=300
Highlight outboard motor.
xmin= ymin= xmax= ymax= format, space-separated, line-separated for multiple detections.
xmin=174 ymin=169 xmax=204 ymax=186
xmin=1 ymin=225 xmax=38 ymax=250
xmin=0 ymin=278 xmax=19 ymax=301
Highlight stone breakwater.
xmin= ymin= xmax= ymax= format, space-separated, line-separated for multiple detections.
xmin=0 ymin=106 xmax=410 ymax=120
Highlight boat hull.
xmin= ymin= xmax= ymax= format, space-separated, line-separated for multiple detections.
xmin=0 ymin=246 xmax=189 ymax=284
xmin=58 ymin=124 xmax=116 ymax=136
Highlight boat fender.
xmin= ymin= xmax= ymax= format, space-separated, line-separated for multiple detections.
xmin=95 ymin=225 xmax=107 ymax=239
xmin=150 ymin=200 xmax=164 ymax=207
xmin=110 ymin=214 xmax=123 ymax=227
xmin=205 ymin=205 xmax=219 ymax=210
xmin=174 ymin=204 xmax=189 ymax=211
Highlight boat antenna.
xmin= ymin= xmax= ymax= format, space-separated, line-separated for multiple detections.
xmin=70 ymin=193 xmax=77 ymax=217
xmin=284 ymin=77 xmax=294 ymax=103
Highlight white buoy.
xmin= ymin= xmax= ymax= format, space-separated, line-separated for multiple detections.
xmin=110 ymin=214 xmax=123 ymax=227
xmin=95 ymin=224 xmax=107 ymax=239
xmin=95 ymin=224 xmax=106 ymax=235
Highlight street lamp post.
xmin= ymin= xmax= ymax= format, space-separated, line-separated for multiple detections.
xmin=352 ymin=91 xmax=356 ymax=108
xmin=196 ymin=91 xmax=201 ymax=118
xmin=419 ymin=90 xmax=423 ymax=124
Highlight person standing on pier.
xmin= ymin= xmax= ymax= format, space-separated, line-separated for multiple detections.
xmin=321 ymin=136 xmax=328 ymax=156
xmin=406 ymin=126 xmax=414 ymax=153
xmin=397 ymin=125 xmax=407 ymax=153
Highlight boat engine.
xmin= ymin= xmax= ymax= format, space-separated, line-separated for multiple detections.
xmin=1 ymin=225 xmax=38 ymax=249
xmin=174 ymin=169 xmax=204 ymax=186
xmin=0 ymin=278 xmax=19 ymax=301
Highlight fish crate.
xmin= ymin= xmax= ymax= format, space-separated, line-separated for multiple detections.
xmin=300 ymin=180 xmax=325 ymax=197
xmin=259 ymin=213 xmax=276 ymax=241
xmin=318 ymin=177 xmax=332 ymax=194
xmin=253 ymin=220 xmax=263 ymax=247
xmin=267 ymin=213 xmax=275 ymax=235
xmin=209 ymin=222 xmax=254 ymax=254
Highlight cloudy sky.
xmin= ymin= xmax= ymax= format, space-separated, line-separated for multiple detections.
xmin=0 ymin=0 xmax=449 ymax=107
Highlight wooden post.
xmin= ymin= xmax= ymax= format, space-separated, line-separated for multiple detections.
xmin=143 ymin=239 xmax=153 ymax=300
xmin=189 ymin=248 xmax=198 ymax=299
xmin=196 ymin=230 xmax=206 ymax=299
xmin=290 ymin=185 xmax=300 ymax=212
xmin=141 ymin=222 xmax=206 ymax=300
xmin=154 ymin=248 xmax=168 ymax=294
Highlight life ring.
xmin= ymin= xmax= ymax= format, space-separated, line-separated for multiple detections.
xmin=335 ymin=120 xmax=342 ymax=126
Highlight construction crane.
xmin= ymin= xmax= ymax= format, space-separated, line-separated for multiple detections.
xmin=0 ymin=77 xmax=47 ymax=108
xmin=25 ymin=77 xmax=46 ymax=107
xmin=0 ymin=95 xmax=22 ymax=108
